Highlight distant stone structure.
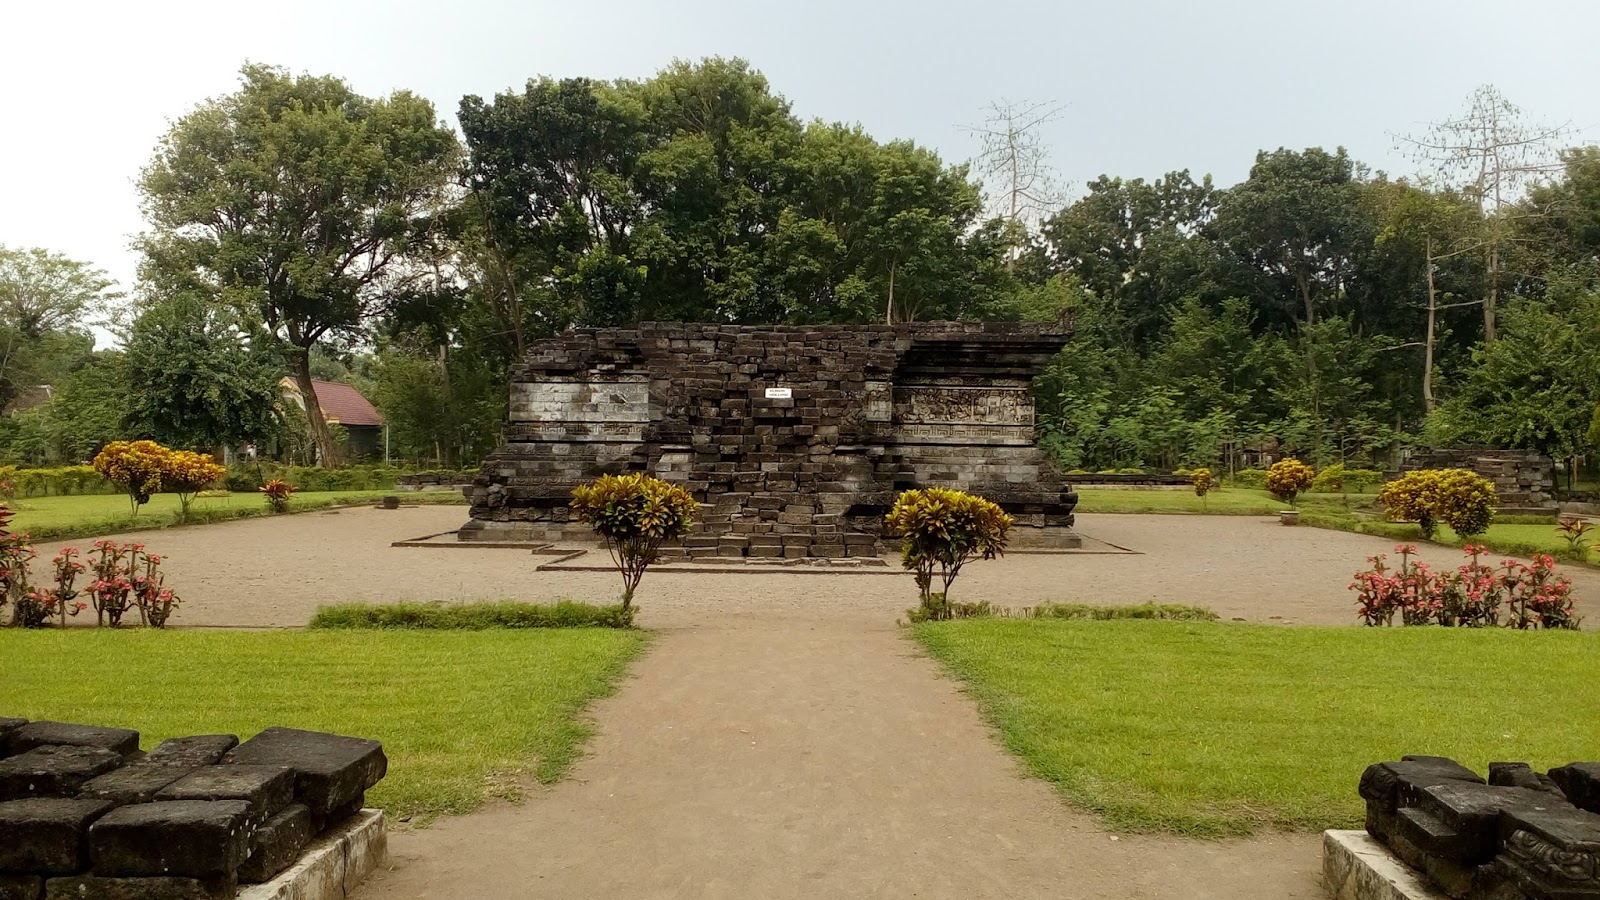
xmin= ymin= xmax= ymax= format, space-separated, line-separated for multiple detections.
xmin=1336 ymin=753 xmax=1600 ymax=900
xmin=1401 ymin=448 xmax=1557 ymax=516
xmin=462 ymin=322 xmax=1080 ymax=557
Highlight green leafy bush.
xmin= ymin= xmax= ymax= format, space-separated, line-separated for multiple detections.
xmin=1027 ymin=602 xmax=1219 ymax=621
xmin=0 ymin=466 xmax=115 ymax=498
xmin=903 ymin=595 xmax=996 ymax=623
xmin=1380 ymin=468 xmax=1497 ymax=538
xmin=886 ymin=487 xmax=1013 ymax=619
xmin=310 ymin=600 xmax=635 ymax=630
xmin=222 ymin=463 xmax=403 ymax=493
xmin=1231 ymin=468 xmax=1268 ymax=490
xmin=570 ymin=473 xmax=699 ymax=611
xmin=1310 ymin=463 xmax=1383 ymax=494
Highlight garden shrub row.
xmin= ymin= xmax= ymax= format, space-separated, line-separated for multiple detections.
xmin=310 ymin=600 xmax=636 ymax=630
xmin=0 ymin=465 xmax=115 ymax=497
xmin=218 ymin=464 xmax=478 ymax=493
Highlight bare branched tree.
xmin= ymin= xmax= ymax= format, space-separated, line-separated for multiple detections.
xmin=1395 ymin=85 xmax=1570 ymax=341
xmin=964 ymin=99 xmax=1067 ymax=265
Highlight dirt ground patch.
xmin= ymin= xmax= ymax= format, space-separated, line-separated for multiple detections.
xmin=31 ymin=506 xmax=1599 ymax=629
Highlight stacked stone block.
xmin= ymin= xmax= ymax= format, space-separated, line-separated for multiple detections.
xmin=1358 ymin=754 xmax=1600 ymax=898
xmin=0 ymin=721 xmax=385 ymax=899
xmin=1402 ymin=448 xmax=1558 ymax=516
xmin=463 ymin=322 xmax=1081 ymax=555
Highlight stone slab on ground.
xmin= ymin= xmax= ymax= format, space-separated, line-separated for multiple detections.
xmin=0 ymin=798 xmax=114 ymax=874
xmin=225 ymin=729 xmax=385 ymax=820
xmin=8 ymin=721 xmax=140 ymax=757
xmin=157 ymin=766 xmax=294 ymax=827
xmin=1550 ymin=762 xmax=1600 ymax=814
xmin=89 ymin=800 xmax=253 ymax=878
xmin=1323 ymin=830 xmax=1446 ymax=900
xmin=80 ymin=762 xmax=199 ymax=805
xmin=145 ymin=736 xmax=239 ymax=768
xmin=239 ymin=809 xmax=386 ymax=900
xmin=238 ymin=804 xmax=312 ymax=884
xmin=0 ymin=746 xmax=123 ymax=800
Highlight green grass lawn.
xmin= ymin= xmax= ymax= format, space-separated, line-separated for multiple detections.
xmin=1073 ymin=487 xmax=1375 ymax=516
xmin=0 ymin=628 xmax=645 ymax=820
xmin=914 ymin=619 xmax=1600 ymax=837
xmin=6 ymin=490 xmax=465 ymax=541
xmin=1075 ymin=487 xmax=1595 ymax=565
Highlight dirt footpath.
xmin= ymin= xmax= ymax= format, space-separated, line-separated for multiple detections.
xmin=32 ymin=506 xmax=1599 ymax=629
xmin=353 ymin=617 xmax=1324 ymax=900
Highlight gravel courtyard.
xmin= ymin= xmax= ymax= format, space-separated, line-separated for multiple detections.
xmin=33 ymin=504 xmax=1600 ymax=629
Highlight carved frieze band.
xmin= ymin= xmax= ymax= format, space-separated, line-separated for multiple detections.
xmin=510 ymin=379 xmax=651 ymax=424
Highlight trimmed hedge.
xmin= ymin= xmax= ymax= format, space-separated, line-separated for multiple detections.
xmin=309 ymin=600 xmax=636 ymax=630
xmin=1027 ymin=602 xmax=1219 ymax=621
xmin=220 ymin=464 xmax=479 ymax=493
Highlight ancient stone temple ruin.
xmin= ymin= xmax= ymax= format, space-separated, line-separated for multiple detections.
xmin=463 ymin=322 xmax=1080 ymax=557
xmin=1325 ymin=754 xmax=1600 ymax=900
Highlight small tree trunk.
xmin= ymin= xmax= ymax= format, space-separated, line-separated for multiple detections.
xmin=886 ymin=258 xmax=897 ymax=325
xmin=290 ymin=347 xmax=341 ymax=469
xmin=1484 ymin=244 xmax=1499 ymax=343
xmin=1423 ymin=238 xmax=1438 ymax=414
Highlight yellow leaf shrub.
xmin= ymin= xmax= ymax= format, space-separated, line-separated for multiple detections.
xmin=1380 ymin=468 xmax=1497 ymax=539
xmin=570 ymin=473 xmax=699 ymax=610
xmin=1266 ymin=458 xmax=1316 ymax=505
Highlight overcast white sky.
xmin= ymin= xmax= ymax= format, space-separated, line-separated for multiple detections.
xmin=4 ymin=0 xmax=1598 ymax=314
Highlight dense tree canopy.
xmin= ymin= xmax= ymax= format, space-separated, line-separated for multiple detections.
xmin=138 ymin=63 xmax=460 ymax=467
xmin=4 ymin=64 xmax=1598 ymax=480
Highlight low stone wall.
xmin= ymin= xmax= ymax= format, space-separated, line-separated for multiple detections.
xmin=394 ymin=473 xmax=474 ymax=492
xmin=0 ymin=720 xmax=387 ymax=899
xmin=1401 ymin=448 xmax=1557 ymax=515
xmin=1354 ymin=753 xmax=1600 ymax=898
xmin=1065 ymin=474 xmax=1191 ymax=486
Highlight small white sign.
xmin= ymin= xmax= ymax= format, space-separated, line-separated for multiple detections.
xmin=764 ymin=387 xmax=793 ymax=399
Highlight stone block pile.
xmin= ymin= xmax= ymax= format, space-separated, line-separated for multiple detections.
xmin=1402 ymin=449 xmax=1558 ymax=516
xmin=1358 ymin=754 xmax=1600 ymax=899
xmin=463 ymin=322 xmax=1081 ymax=554
xmin=0 ymin=719 xmax=385 ymax=899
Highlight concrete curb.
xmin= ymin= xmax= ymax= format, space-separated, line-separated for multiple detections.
xmin=240 ymin=809 xmax=386 ymax=900
xmin=1323 ymin=830 xmax=1445 ymax=900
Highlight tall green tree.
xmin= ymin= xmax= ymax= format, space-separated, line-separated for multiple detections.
xmin=1427 ymin=295 xmax=1600 ymax=462
xmin=1042 ymin=171 xmax=1217 ymax=345
xmin=121 ymin=295 xmax=285 ymax=451
xmin=0 ymin=246 xmax=118 ymax=410
xmin=1210 ymin=148 xmax=1373 ymax=328
xmin=139 ymin=63 xmax=459 ymax=467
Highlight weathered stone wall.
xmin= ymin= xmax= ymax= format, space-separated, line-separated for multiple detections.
xmin=1401 ymin=448 xmax=1556 ymax=514
xmin=0 ymin=719 xmax=386 ymax=898
xmin=463 ymin=323 xmax=1080 ymax=556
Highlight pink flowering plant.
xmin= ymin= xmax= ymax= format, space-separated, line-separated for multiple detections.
xmin=130 ymin=550 xmax=179 ymax=628
xmin=1504 ymin=554 xmax=1579 ymax=630
xmin=1350 ymin=543 xmax=1579 ymax=630
xmin=18 ymin=548 xmax=89 ymax=628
